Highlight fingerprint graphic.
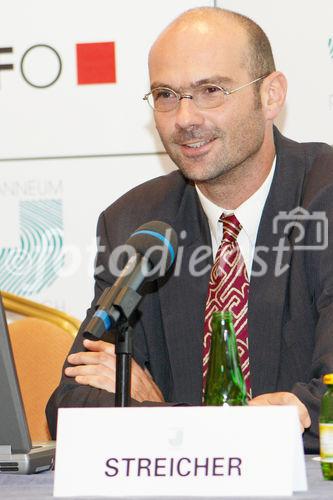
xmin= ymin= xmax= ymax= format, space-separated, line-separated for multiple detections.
xmin=0 ymin=199 xmax=64 ymax=295
xmin=329 ymin=38 xmax=333 ymax=59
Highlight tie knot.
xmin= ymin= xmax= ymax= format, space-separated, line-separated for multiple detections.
xmin=220 ymin=213 xmax=242 ymax=243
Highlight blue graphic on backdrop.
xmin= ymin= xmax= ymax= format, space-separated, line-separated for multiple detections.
xmin=0 ymin=199 xmax=64 ymax=295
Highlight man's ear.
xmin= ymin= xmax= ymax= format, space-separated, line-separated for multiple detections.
xmin=261 ymin=71 xmax=288 ymax=121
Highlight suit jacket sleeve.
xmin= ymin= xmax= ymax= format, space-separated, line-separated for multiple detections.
xmin=46 ymin=210 xmax=158 ymax=439
xmin=292 ymin=162 xmax=333 ymax=452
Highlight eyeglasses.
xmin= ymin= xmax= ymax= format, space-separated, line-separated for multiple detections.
xmin=143 ymin=75 xmax=268 ymax=112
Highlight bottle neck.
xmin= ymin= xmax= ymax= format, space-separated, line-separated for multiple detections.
xmin=212 ymin=317 xmax=233 ymax=336
xmin=212 ymin=311 xmax=233 ymax=323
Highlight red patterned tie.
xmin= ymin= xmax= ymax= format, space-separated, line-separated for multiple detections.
xmin=203 ymin=213 xmax=251 ymax=398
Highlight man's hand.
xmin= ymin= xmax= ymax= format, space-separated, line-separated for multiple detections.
xmin=248 ymin=392 xmax=311 ymax=433
xmin=65 ymin=339 xmax=164 ymax=403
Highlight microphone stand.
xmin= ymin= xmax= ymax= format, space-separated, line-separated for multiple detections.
xmin=115 ymin=321 xmax=133 ymax=407
xmin=111 ymin=286 xmax=142 ymax=407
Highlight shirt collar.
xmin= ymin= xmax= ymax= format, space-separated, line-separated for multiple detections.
xmin=195 ymin=157 xmax=276 ymax=245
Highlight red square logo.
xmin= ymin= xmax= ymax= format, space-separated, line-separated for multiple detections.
xmin=76 ymin=42 xmax=116 ymax=85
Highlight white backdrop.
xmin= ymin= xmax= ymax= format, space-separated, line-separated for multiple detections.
xmin=219 ymin=0 xmax=333 ymax=144
xmin=0 ymin=0 xmax=332 ymax=319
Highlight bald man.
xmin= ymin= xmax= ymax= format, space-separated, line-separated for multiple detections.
xmin=47 ymin=7 xmax=333 ymax=452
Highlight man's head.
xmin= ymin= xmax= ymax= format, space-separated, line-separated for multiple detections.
xmin=147 ymin=7 xmax=287 ymax=184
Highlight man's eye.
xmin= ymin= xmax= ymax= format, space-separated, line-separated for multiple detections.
xmin=154 ymin=90 xmax=175 ymax=100
xmin=202 ymin=86 xmax=222 ymax=95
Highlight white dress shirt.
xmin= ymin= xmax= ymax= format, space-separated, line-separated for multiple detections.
xmin=195 ymin=158 xmax=276 ymax=278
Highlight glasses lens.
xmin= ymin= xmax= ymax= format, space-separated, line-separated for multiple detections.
xmin=194 ymin=84 xmax=225 ymax=109
xmin=150 ymin=88 xmax=178 ymax=111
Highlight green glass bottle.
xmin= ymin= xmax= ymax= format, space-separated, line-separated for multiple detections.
xmin=320 ymin=373 xmax=333 ymax=480
xmin=204 ymin=311 xmax=247 ymax=406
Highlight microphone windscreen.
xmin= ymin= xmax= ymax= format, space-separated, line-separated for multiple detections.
xmin=127 ymin=221 xmax=178 ymax=276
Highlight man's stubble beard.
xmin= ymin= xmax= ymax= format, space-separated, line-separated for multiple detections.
xmin=157 ymin=102 xmax=266 ymax=184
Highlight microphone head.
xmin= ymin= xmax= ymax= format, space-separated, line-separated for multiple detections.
xmin=127 ymin=221 xmax=178 ymax=278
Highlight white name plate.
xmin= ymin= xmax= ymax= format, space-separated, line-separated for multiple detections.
xmin=54 ymin=406 xmax=307 ymax=497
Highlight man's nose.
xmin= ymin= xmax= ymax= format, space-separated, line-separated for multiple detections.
xmin=174 ymin=96 xmax=205 ymax=130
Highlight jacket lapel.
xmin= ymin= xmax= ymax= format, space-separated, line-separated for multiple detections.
xmin=248 ymin=129 xmax=307 ymax=395
xmin=157 ymin=182 xmax=212 ymax=405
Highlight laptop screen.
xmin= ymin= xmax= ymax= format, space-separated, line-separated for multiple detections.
xmin=0 ymin=293 xmax=32 ymax=454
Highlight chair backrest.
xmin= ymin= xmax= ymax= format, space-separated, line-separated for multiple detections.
xmin=1 ymin=291 xmax=80 ymax=441
xmin=8 ymin=317 xmax=75 ymax=441
xmin=1 ymin=290 xmax=80 ymax=336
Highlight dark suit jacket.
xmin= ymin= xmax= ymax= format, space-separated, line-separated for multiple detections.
xmin=47 ymin=129 xmax=333 ymax=452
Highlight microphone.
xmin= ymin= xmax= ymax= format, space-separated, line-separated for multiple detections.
xmin=84 ymin=221 xmax=178 ymax=339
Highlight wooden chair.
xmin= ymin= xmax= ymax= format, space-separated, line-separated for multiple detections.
xmin=2 ymin=291 xmax=80 ymax=441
